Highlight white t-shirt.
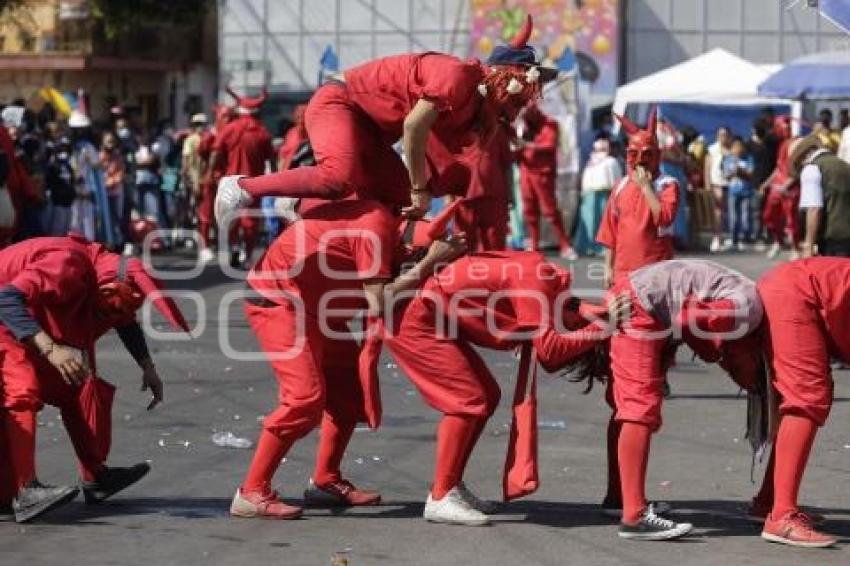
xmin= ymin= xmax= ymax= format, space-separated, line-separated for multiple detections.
xmin=581 ymin=155 xmax=622 ymax=192
xmin=707 ymin=142 xmax=728 ymax=187
xmin=799 ymin=163 xmax=824 ymax=209
xmin=837 ymin=126 xmax=850 ymax=164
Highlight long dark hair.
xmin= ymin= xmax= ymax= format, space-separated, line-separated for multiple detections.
xmin=560 ymin=341 xmax=611 ymax=394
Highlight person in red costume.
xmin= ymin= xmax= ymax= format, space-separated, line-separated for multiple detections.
xmin=278 ymin=104 xmax=308 ymax=171
xmin=595 ymin=108 xmax=680 ymax=519
xmin=606 ymin=259 xmax=765 ymax=540
xmin=514 ymin=103 xmax=577 ymax=259
xmin=759 ymin=117 xmax=801 ymax=260
xmin=214 ymin=15 xmax=556 ymax=226
xmin=229 ymin=200 xmax=467 ymax=520
xmin=366 ymin=249 xmax=628 ymax=525
xmin=0 ymin=235 xmax=188 ymax=523
xmin=744 ymin=258 xmax=850 ymax=548
xmin=207 ymin=87 xmax=276 ymax=268
xmin=596 ymin=108 xmax=680 ymax=289
xmin=0 ymin=121 xmax=40 ymax=247
xmin=197 ymin=105 xmax=234 ymax=264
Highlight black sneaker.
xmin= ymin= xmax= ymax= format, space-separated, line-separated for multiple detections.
xmin=81 ymin=463 xmax=150 ymax=504
xmin=13 ymin=480 xmax=79 ymax=523
xmin=0 ymin=503 xmax=15 ymax=522
xmin=601 ymin=499 xmax=673 ymax=518
xmin=618 ymin=504 xmax=692 ymax=541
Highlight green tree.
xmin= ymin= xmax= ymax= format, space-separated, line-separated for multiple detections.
xmin=91 ymin=0 xmax=212 ymax=38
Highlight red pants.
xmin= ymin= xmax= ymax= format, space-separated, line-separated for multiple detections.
xmin=227 ymin=214 xmax=258 ymax=257
xmin=609 ymin=284 xmax=739 ymax=431
xmin=0 ymin=333 xmax=107 ymax=502
xmin=519 ymin=170 xmax=570 ymax=250
xmin=758 ymin=273 xmax=833 ymax=426
xmin=239 ymin=83 xmax=411 ymax=208
xmin=455 ymin=197 xmax=508 ymax=252
xmin=762 ymin=189 xmax=800 ymax=246
xmin=384 ymin=299 xmax=501 ymax=418
xmin=197 ymin=179 xmax=217 ymax=247
xmin=245 ymin=302 xmax=365 ymax=439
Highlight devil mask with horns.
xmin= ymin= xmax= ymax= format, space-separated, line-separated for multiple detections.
xmin=615 ymin=107 xmax=661 ymax=176
xmin=480 ymin=15 xmax=557 ymax=122
xmin=226 ymin=85 xmax=269 ymax=115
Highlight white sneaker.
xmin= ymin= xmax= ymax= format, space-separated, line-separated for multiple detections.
xmin=618 ymin=504 xmax=692 ymax=541
xmin=736 ymin=241 xmax=747 ymax=252
xmin=198 ymin=248 xmax=215 ymax=264
xmin=214 ymin=175 xmax=251 ymax=228
xmin=423 ymin=487 xmax=490 ymax=526
xmin=766 ymin=242 xmax=781 ymax=259
xmin=559 ymin=246 xmax=579 ymax=261
xmin=456 ymin=482 xmax=500 ymax=514
xmin=721 ymin=238 xmax=734 ymax=252
xmin=709 ymin=236 xmax=721 ymax=253
xmin=122 ymin=242 xmax=135 ymax=256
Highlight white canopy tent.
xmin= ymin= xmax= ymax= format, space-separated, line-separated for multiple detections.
xmin=612 ymin=48 xmax=790 ymax=117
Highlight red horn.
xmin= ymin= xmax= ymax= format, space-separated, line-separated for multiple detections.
xmin=510 ymin=14 xmax=533 ymax=48
xmin=426 ymin=198 xmax=466 ymax=241
xmin=613 ymin=112 xmax=640 ymax=135
xmin=646 ymin=106 xmax=658 ymax=138
xmin=225 ymin=85 xmax=241 ymax=102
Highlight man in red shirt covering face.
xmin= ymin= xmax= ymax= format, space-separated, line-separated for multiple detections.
xmin=0 ymin=236 xmax=188 ymax=523
xmin=370 ymin=250 xmax=628 ymax=525
xmin=746 ymin=258 xmax=850 ymax=548
xmin=214 ymin=15 xmax=556 ymax=224
xmin=208 ymin=88 xmax=276 ymax=268
xmin=229 ymin=200 xmax=466 ymax=520
xmin=595 ymin=108 xmax=680 ymax=517
xmin=596 ymin=108 xmax=679 ymax=288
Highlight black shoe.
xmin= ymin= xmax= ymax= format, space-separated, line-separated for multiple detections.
xmin=618 ymin=504 xmax=692 ymax=541
xmin=0 ymin=503 xmax=14 ymax=522
xmin=81 ymin=463 xmax=150 ymax=504
xmin=12 ymin=480 xmax=79 ymax=523
xmin=229 ymin=250 xmax=241 ymax=269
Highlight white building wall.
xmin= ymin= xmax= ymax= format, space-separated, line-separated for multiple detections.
xmin=624 ymin=0 xmax=848 ymax=82
xmin=220 ymin=0 xmax=471 ymax=93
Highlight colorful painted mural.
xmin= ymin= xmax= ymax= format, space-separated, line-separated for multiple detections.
xmin=469 ymin=0 xmax=619 ymax=102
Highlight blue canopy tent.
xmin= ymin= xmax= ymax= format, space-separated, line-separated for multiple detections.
xmin=758 ymin=51 xmax=850 ymax=101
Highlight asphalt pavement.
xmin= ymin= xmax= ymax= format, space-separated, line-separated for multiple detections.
xmin=2 ymin=248 xmax=849 ymax=566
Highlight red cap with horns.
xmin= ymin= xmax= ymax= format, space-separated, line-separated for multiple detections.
xmin=226 ymin=85 xmax=269 ymax=113
xmin=614 ymin=106 xmax=661 ymax=175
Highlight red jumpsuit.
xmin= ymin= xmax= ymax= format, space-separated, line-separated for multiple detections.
xmin=240 ymin=200 xmax=397 ymax=493
xmin=197 ymin=129 xmax=226 ymax=248
xmin=213 ymin=114 xmax=276 ymax=258
xmin=596 ymin=175 xmax=679 ymax=283
xmin=278 ymin=122 xmax=306 ymax=170
xmin=753 ymin=258 xmax=850 ymax=527
xmin=608 ymin=259 xmax=763 ymax=524
xmin=238 ymin=53 xmax=486 ymax=208
xmin=0 ymin=125 xmax=39 ymax=247
xmin=515 ymin=113 xmax=571 ymax=252
xmin=381 ymin=251 xmax=609 ymax=500
xmin=761 ymin=138 xmax=800 ymax=247
xmin=0 ymin=238 xmax=140 ymax=504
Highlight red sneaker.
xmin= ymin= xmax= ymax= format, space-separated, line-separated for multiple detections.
xmin=230 ymin=488 xmax=303 ymax=519
xmin=304 ymin=478 xmax=381 ymax=507
xmin=762 ymin=511 xmax=836 ymax=548
xmin=747 ymin=498 xmax=825 ymax=525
